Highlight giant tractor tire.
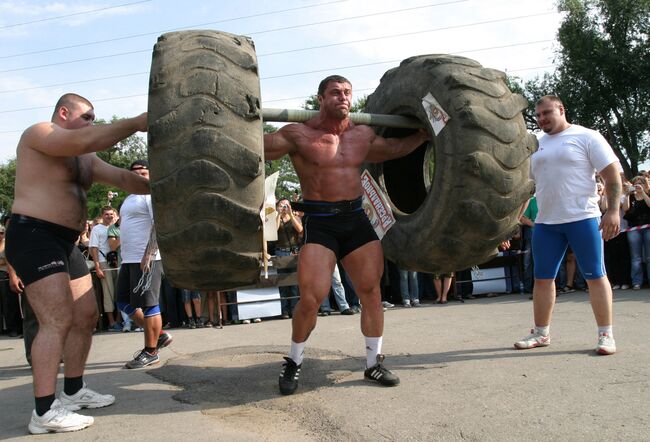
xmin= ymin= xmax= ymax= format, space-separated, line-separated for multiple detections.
xmin=147 ymin=30 xmax=265 ymax=290
xmin=364 ymin=55 xmax=536 ymax=272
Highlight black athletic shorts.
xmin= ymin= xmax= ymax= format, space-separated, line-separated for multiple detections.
xmin=116 ymin=261 xmax=162 ymax=308
xmin=5 ymin=214 xmax=89 ymax=286
xmin=303 ymin=208 xmax=379 ymax=259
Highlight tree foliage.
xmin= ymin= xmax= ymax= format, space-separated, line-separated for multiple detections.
xmin=0 ymin=159 xmax=16 ymax=217
xmin=515 ymin=0 xmax=650 ymax=177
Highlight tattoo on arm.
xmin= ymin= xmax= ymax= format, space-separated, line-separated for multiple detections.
xmin=605 ymin=180 xmax=622 ymax=212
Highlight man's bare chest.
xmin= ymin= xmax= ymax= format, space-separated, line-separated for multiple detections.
xmin=61 ymin=156 xmax=93 ymax=190
xmin=296 ymin=133 xmax=368 ymax=167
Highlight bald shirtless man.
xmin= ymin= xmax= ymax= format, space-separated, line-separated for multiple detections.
xmin=265 ymin=75 xmax=429 ymax=395
xmin=5 ymin=93 xmax=149 ymax=433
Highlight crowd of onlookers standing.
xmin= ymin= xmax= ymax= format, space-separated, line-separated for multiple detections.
xmin=2 ymin=170 xmax=650 ymax=338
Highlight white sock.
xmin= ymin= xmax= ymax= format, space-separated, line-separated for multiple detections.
xmin=288 ymin=340 xmax=306 ymax=365
xmin=534 ymin=325 xmax=550 ymax=336
xmin=365 ymin=336 xmax=383 ymax=368
xmin=598 ymin=325 xmax=613 ymax=337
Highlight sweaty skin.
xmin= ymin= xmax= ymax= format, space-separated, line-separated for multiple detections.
xmin=8 ymin=95 xmax=149 ymax=403
xmin=265 ymin=82 xmax=428 ymax=201
xmin=264 ymin=80 xmax=429 ymax=344
xmin=12 ymin=101 xmax=149 ymax=231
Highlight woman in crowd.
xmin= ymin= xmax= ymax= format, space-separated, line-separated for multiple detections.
xmin=433 ymin=273 xmax=453 ymax=304
xmin=623 ymin=175 xmax=650 ymax=290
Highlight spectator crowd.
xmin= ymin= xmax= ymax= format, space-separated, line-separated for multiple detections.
xmin=2 ymin=170 xmax=650 ymax=339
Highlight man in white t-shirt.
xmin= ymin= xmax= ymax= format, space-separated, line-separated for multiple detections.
xmin=115 ymin=160 xmax=172 ymax=369
xmin=514 ymin=95 xmax=622 ymax=355
xmin=89 ymin=206 xmax=120 ymax=331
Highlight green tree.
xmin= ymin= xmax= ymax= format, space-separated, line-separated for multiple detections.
xmin=0 ymin=159 xmax=16 ymax=217
xmin=518 ymin=0 xmax=650 ymax=177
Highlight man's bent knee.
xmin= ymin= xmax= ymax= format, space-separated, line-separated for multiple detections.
xmin=72 ymin=307 xmax=99 ymax=332
xmin=296 ymin=298 xmax=321 ymax=315
xmin=40 ymin=315 xmax=74 ymax=335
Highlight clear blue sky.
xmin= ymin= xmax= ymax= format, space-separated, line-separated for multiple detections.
xmin=0 ymin=0 xmax=563 ymax=164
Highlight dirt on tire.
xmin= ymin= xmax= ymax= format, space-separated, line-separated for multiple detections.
xmin=364 ymin=54 xmax=537 ymax=272
xmin=147 ymin=30 xmax=265 ymax=290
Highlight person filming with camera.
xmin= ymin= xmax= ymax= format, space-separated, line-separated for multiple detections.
xmin=622 ymin=175 xmax=650 ymax=290
xmin=276 ymin=198 xmax=303 ymax=255
xmin=275 ymin=198 xmax=303 ymax=318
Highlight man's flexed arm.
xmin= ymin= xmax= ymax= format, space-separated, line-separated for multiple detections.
xmin=92 ymin=155 xmax=150 ymax=195
xmin=365 ymin=128 xmax=430 ymax=163
xmin=264 ymin=125 xmax=299 ymax=160
xmin=22 ymin=113 xmax=147 ymax=158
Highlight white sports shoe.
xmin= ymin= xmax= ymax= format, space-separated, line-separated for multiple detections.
xmin=514 ymin=329 xmax=551 ymax=349
xmin=28 ymin=399 xmax=93 ymax=434
xmin=596 ymin=333 xmax=616 ymax=355
xmin=59 ymin=383 xmax=115 ymax=411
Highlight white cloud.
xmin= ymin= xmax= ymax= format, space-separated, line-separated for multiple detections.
xmin=0 ymin=1 xmax=150 ymax=37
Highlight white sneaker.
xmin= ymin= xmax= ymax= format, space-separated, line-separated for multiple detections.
xmin=621 ymin=284 xmax=630 ymax=290
xmin=28 ymin=399 xmax=93 ymax=434
xmin=596 ymin=333 xmax=616 ymax=355
xmin=252 ymin=318 xmax=262 ymax=323
xmin=514 ymin=329 xmax=551 ymax=349
xmin=59 ymin=383 xmax=115 ymax=411
xmin=402 ymin=301 xmax=411 ymax=308
xmin=381 ymin=301 xmax=395 ymax=308
xmin=611 ymin=284 xmax=621 ymax=290
xmin=411 ymin=299 xmax=421 ymax=307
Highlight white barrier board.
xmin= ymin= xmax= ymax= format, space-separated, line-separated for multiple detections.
xmin=470 ymin=267 xmax=507 ymax=295
xmin=237 ymin=287 xmax=282 ymax=320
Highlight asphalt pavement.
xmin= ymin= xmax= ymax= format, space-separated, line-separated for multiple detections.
xmin=1 ymin=288 xmax=649 ymax=441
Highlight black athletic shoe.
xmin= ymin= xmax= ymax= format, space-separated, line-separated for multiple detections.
xmin=364 ymin=354 xmax=400 ymax=386
xmin=156 ymin=332 xmax=173 ymax=350
xmin=279 ymin=357 xmax=301 ymax=395
xmin=125 ymin=350 xmax=159 ymax=369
